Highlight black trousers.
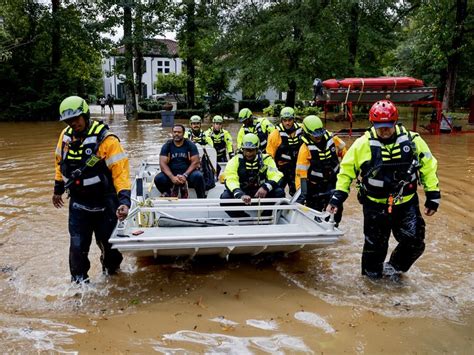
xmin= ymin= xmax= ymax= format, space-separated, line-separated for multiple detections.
xmin=278 ymin=164 xmax=297 ymax=196
xmin=220 ymin=187 xmax=286 ymax=218
xmin=306 ymin=182 xmax=343 ymax=225
xmin=68 ymin=200 xmax=123 ymax=282
xmin=154 ymin=170 xmax=206 ymax=198
xmin=361 ymin=195 xmax=426 ymax=278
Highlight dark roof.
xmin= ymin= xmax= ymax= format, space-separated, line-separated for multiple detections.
xmin=115 ymin=39 xmax=179 ymax=58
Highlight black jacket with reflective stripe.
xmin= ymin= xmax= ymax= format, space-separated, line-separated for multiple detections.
xmin=275 ymin=123 xmax=303 ymax=168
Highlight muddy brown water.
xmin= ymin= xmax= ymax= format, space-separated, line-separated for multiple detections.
xmin=0 ymin=113 xmax=472 ymax=353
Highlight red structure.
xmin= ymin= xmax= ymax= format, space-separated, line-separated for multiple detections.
xmin=315 ymin=77 xmax=443 ymax=136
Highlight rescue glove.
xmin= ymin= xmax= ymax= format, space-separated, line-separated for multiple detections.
xmin=424 ymin=190 xmax=441 ymax=211
xmin=328 ymin=190 xmax=348 ymax=209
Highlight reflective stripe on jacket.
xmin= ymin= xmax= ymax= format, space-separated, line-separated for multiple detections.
xmin=334 ymin=124 xmax=439 ymax=205
xmin=224 ymin=152 xmax=283 ymax=194
xmin=185 ymin=129 xmax=214 ymax=147
xmin=54 ymin=120 xmax=130 ymax=202
xmin=295 ymin=131 xmax=346 ymax=189
xmin=205 ymin=128 xmax=233 ymax=157
xmin=266 ymin=123 xmax=303 ymax=169
xmin=237 ymin=117 xmax=275 ymax=150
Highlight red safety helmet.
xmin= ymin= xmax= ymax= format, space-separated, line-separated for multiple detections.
xmin=369 ymin=100 xmax=398 ymax=128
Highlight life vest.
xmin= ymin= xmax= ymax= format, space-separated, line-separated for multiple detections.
xmin=187 ymin=129 xmax=208 ymax=145
xmin=60 ymin=120 xmax=116 ymax=202
xmin=274 ymin=123 xmax=303 ymax=169
xmin=360 ymin=125 xmax=418 ymax=199
xmin=303 ymin=131 xmax=340 ymax=183
xmin=244 ymin=119 xmax=268 ymax=149
xmin=236 ymin=153 xmax=269 ymax=191
xmin=209 ymin=129 xmax=227 ymax=157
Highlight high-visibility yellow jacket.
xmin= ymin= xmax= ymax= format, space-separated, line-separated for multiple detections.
xmin=224 ymin=152 xmax=283 ymax=197
xmin=205 ymin=128 xmax=233 ymax=157
xmin=185 ymin=129 xmax=214 ymax=146
xmin=295 ymin=131 xmax=347 ymax=189
xmin=54 ymin=120 xmax=131 ymax=206
xmin=334 ymin=125 xmax=440 ymax=207
xmin=236 ymin=117 xmax=275 ymax=150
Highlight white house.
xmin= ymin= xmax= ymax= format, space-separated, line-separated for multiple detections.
xmin=102 ymin=39 xmax=183 ymax=100
xmin=101 ymin=38 xmax=280 ymax=106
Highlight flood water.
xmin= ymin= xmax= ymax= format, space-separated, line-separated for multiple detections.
xmin=0 ymin=112 xmax=472 ymax=353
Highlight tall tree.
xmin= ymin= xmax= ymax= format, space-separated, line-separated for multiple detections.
xmin=442 ymin=0 xmax=469 ymax=111
xmin=394 ymin=0 xmax=473 ymax=110
xmin=177 ymin=0 xmax=197 ymax=108
xmin=123 ymin=2 xmax=137 ymax=120
xmin=223 ymin=0 xmax=335 ymax=106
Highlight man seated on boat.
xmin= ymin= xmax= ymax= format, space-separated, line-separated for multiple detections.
xmin=154 ymin=124 xmax=206 ymax=198
xmin=205 ymin=115 xmax=234 ymax=162
xmin=184 ymin=115 xmax=214 ymax=146
xmin=221 ymin=133 xmax=284 ymax=218
xmin=295 ymin=115 xmax=347 ymax=226
xmin=266 ymin=107 xmax=304 ymax=196
xmin=236 ymin=108 xmax=275 ymax=151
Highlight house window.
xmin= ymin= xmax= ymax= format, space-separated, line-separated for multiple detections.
xmin=164 ymin=61 xmax=170 ymax=66
xmin=117 ymin=83 xmax=125 ymax=100
xmin=142 ymin=59 xmax=147 ymax=73
xmin=158 ymin=60 xmax=163 ymax=66
xmin=158 ymin=68 xmax=163 ymax=73
xmin=165 ymin=68 xmax=170 ymax=73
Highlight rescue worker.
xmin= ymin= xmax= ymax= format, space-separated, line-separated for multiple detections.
xmin=185 ymin=115 xmax=213 ymax=146
xmin=236 ymin=108 xmax=274 ymax=151
xmin=154 ymin=124 xmax=206 ymax=198
xmin=266 ymin=107 xmax=303 ymax=195
xmin=326 ymin=100 xmax=441 ymax=280
xmin=52 ymin=96 xmax=130 ymax=283
xmin=295 ymin=115 xmax=346 ymax=225
xmin=205 ymin=115 xmax=234 ymax=162
xmin=221 ymin=133 xmax=284 ymax=218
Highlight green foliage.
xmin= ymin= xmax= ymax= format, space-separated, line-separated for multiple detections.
xmin=210 ymin=96 xmax=235 ymax=114
xmin=295 ymin=105 xmax=321 ymax=117
xmin=392 ymin=0 xmax=474 ymax=107
xmin=0 ymin=0 xmax=104 ymax=120
xmin=238 ymin=99 xmax=270 ymax=113
xmin=139 ymin=99 xmax=165 ymax=111
xmin=175 ymin=108 xmax=205 ymax=120
xmin=155 ymin=73 xmax=187 ymax=102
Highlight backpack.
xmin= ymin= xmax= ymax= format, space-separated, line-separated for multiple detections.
xmin=201 ymin=153 xmax=216 ymax=191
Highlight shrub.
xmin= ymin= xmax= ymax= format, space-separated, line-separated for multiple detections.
xmin=175 ymin=109 xmax=205 ymax=120
xmin=139 ymin=99 xmax=163 ymax=111
xmin=295 ymin=105 xmax=321 ymax=117
xmin=238 ymin=99 xmax=270 ymax=112
xmin=211 ymin=97 xmax=235 ymax=114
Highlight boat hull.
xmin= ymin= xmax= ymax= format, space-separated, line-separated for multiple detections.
xmin=326 ymin=87 xmax=435 ymax=103
xmin=109 ymin=153 xmax=343 ymax=259
xmin=323 ymin=77 xmax=425 ymax=90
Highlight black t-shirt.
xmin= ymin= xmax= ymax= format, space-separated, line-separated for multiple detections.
xmin=160 ymin=139 xmax=199 ymax=175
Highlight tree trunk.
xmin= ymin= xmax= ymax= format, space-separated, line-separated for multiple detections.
xmin=442 ymin=0 xmax=467 ymax=112
xmin=286 ymin=80 xmax=297 ymax=107
xmin=134 ymin=5 xmax=144 ymax=100
xmin=124 ymin=4 xmax=137 ymax=121
xmin=347 ymin=1 xmax=359 ymax=75
xmin=51 ymin=0 xmax=61 ymax=69
xmin=185 ymin=0 xmax=196 ymax=109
